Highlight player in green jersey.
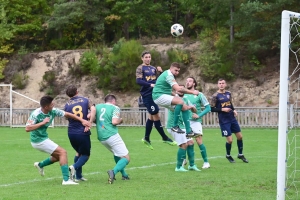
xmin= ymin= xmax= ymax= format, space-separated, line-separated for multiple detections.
xmin=152 ymin=62 xmax=200 ymax=138
xmin=25 ymin=95 xmax=91 ymax=185
xmin=166 ymin=85 xmax=201 ymax=171
xmin=89 ymin=94 xmax=130 ymax=184
xmin=185 ymin=77 xmax=211 ymax=169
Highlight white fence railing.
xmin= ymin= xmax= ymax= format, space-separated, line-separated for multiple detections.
xmin=0 ymin=107 xmax=293 ymax=128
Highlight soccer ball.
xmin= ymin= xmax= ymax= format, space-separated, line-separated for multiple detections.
xmin=171 ymin=24 xmax=184 ymax=37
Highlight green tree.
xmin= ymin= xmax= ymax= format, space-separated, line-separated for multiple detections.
xmin=0 ymin=1 xmax=14 ymax=79
xmin=47 ymin=0 xmax=107 ymax=48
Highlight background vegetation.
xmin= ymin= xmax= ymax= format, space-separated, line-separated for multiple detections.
xmin=0 ymin=0 xmax=299 ymax=91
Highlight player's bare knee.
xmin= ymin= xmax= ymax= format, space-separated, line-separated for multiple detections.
xmin=187 ymin=140 xmax=194 ymax=145
xmin=123 ymin=155 xmax=130 ymax=163
xmin=235 ymin=132 xmax=243 ymax=140
xmin=226 ymin=138 xmax=233 ymax=144
xmin=195 ymin=136 xmax=203 ymax=145
xmin=179 ymin=143 xmax=188 ymax=149
xmin=182 ymin=104 xmax=190 ymax=111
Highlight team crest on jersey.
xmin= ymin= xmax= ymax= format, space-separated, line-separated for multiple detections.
xmin=152 ymin=69 xmax=155 ymax=73
xmin=227 ymin=95 xmax=230 ymax=99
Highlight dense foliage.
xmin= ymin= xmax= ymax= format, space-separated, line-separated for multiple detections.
xmin=0 ymin=0 xmax=299 ymax=87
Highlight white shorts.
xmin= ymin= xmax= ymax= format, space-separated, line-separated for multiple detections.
xmin=167 ymin=129 xmax=192 ymax=146
xmin=190 ymin=121 xmax=203 ymax=135
xmin=101 ymin=133 xmax=129 ymax=157
xmin=31 ymin=138 xmax=59 ymax=154
xmin=154 ymin=94 xmax=175 ymax=111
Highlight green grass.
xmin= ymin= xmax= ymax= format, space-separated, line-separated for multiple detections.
xmin=0 ymin=127 xmax=279 ymax=199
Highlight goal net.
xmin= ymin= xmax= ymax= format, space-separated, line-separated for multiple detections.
xmin=278 ymin=10 xmax=300 ymax=200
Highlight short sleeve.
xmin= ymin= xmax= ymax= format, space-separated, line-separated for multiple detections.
xmin=112 ymin=106 xmax=121 ymax=118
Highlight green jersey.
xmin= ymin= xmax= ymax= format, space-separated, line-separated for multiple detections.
xmin=152 ymin=69 xmax=178 ymax=100
xmin=184 ymin=92 xmax=210 ymax=122
xmin=26 ymin=108 xmax=65 ymax=143
xmin=95 ymin=103 xmax=121 ymax=141
xmin=166 ymin=96 xmax=190 ymax=129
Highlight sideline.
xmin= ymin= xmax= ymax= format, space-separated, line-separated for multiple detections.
xmin=0 ymin=156 xmax=223 ymax=187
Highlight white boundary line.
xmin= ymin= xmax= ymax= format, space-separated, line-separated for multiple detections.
xmin=0 ymin=156 xmax=224 ymax=187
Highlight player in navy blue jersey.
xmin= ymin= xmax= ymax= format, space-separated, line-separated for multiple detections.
xmin=64 ymin=85 xmax=96 ymax=181
xmin=136 ymin=51 xmax=176 ymax=149
xmin=210 ymin=79 xmax=248 ymax=163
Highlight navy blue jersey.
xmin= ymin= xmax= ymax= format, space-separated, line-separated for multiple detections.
xmin=210 ymin=91 xmax=236 ymax=124
xmin=136 ymin=64 xmax=159 ymax=97
xmin=64 ymin=96 xmax=91 ymax=135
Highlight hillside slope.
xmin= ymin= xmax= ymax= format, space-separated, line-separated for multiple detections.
xmin=0 ymin=43 xmax=280 ymax=109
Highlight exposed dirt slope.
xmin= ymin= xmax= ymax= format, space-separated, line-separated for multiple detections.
xmin=0 ymin=43 xmax=280 ymax=108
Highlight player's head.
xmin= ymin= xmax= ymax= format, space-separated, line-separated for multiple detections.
xmin=217 ymin=78 xmax=227 ymax=91
xmin=141 ymin=51 xmax=151 ymax=66
xmin=170 ymin=62 xmax=181 ymax=76
xmin=40 ymin=95 xmax=54 ymax=111
xmin=177 ymin=84 xmax=185 ymax=97
xmin=186 ymin=77 xmax=197 ymax=90
xmin=66 ymin=85 xmax=78 ymax=98
xmin=104 ymin=94 xmax=117 ymax=105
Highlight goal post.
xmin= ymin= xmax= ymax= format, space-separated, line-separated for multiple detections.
xmin=0 ymin=83 xmax=40 ymax=127
xmin=0 ymin=84 xmax=13 ymax=127
xmin=277 ymin=10 xmax=300 ymax=200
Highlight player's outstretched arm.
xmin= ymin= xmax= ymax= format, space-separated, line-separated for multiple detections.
xmin=65 ymin=112 xmax=91 ymax=128
xmin=198 ymin=105 xmax=211 ymax=117
xmin=25 ymin=117 xmax=50 ymax=132
xmin=112 ymin=117 xmax=123 ymax=125
xmin=88 ymin=105 xmax=96 ymax=124
xmin=173 ymin=84 xmax=199 ymax=95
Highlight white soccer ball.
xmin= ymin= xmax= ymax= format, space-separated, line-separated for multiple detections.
xmin=171 ymin=23 xmax=184 ymax=37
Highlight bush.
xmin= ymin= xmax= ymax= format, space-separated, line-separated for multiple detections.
xmin=79 ymin=50 xmax=99 ymax=75
xmin=97 ymin=39 xmax=144 ymax=91
xmin=12 ymin=71 xmax=29 ymax=89
xmin=39 ymin=71 xmax=61 ymax=97
xmin=195 ymin=28 xmax=235 ymax=82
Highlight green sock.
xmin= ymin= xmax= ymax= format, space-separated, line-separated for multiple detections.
xmin=176 ymin=148 xmax=186 ymax=169
xmin=199 ymin=144 xmax=208 ymax=162
xmin=114 ymin=156 xmax=128 ymax=177
xmin=113 ymin=158 xmax=129 ymax=175
xmin=187 ymin=144 xmax=195 ymax=166
xmin=182 ymin=110 xmax=191 ymax=133
xmin=174 ymin=104 xmax=183 ymax=127
xmin=61 ymin=164 xmax=69 ymax=181
xmin=39 ymin=157 xmax=53 ymax=168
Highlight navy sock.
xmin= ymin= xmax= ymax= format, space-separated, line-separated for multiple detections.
xmin=74 ymin=155 xmax=79 ymax=163
xmin=154 ymin=120 xmax=169 ymax=140
xmin=74 ymin=155 xmax=89 ymax=179
xmin=226 ymin=142 xmax=232 ymax=155
xmin=144 ymin=119 xmax=153 ymax=141
xmin=237 ymin=140 xmax=243 ymax=154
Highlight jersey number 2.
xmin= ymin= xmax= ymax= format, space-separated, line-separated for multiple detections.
xmin=99 ymin=108 xmax=106 ymax=121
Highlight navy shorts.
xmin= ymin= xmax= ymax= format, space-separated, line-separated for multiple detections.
xmin=219 ymin=120 xmax=241 ymax=137
xmin=142 ymin=95 xmax=159 ymax=115
xmin=68 ymin=134 xmax=91 ymax=156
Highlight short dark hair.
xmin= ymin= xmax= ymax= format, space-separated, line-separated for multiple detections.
xmin=104 ymin=94 xmax=117 ymax=103
xmin=141 ymin=51 xmax=150 ymax=58
xmin=170 ymin=62 xmax=180 ymax=69
xmin=40 ymin=96 xmax=53 ymax=108
xmin=218 ymin=78 xmax=226 ymax=82
xmin=187 ymin=77 xmax=197 ymax=89
xmin=66 ymin=85 xmax=77 ymax=97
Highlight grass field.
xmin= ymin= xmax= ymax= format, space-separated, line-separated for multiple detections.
xmin=0 ymin=127 xmax=279 ymax=200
